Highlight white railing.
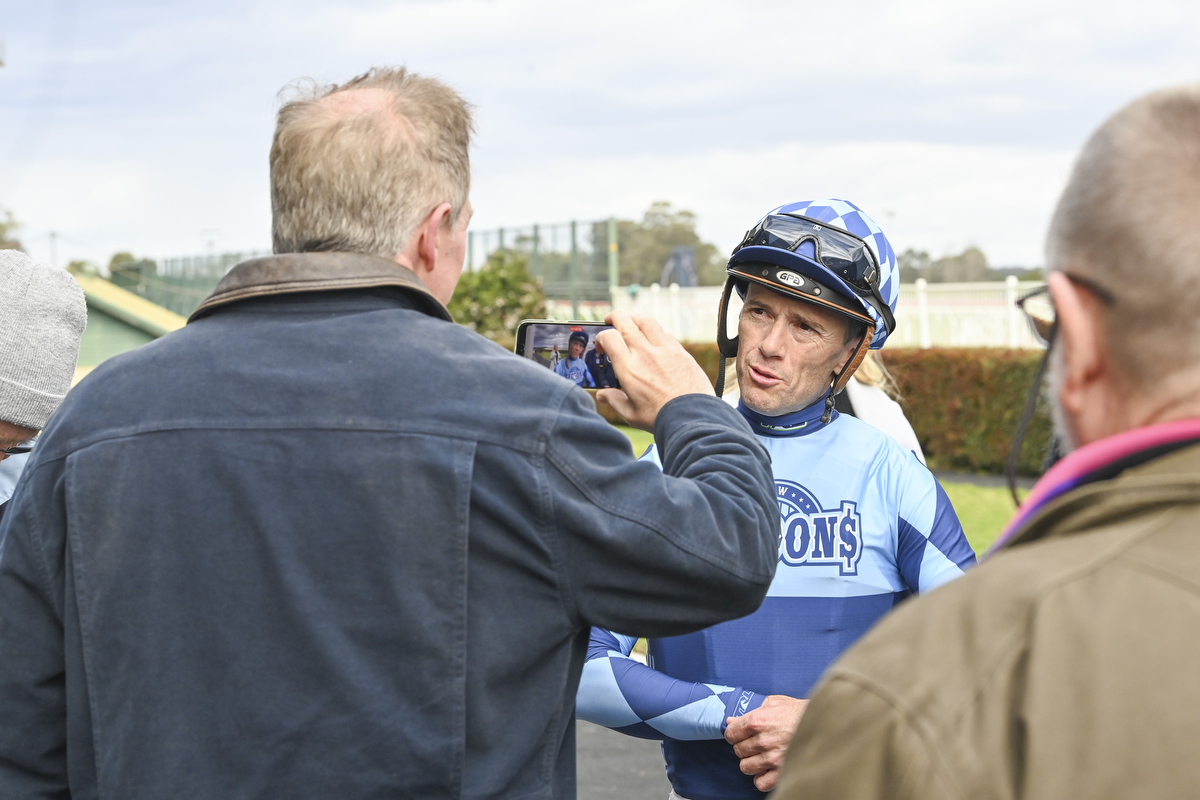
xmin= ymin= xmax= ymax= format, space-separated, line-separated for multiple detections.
xmin=892 ymin=277 xmax=1043 ymax=349
xmin=609 ymin=283 xmax=724 ymax=343
xmin=607 ymin=276 xmax=1044 ymax=349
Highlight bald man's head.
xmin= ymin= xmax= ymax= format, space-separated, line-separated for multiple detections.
xmin=270 ymin=68 xmax=474 ymax=259
xmin=1048 ymin=82 xmax=1200 ymax=395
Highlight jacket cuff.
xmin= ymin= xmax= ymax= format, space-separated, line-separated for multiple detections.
xmin=653 ymin=394 xmax=751 ymax=452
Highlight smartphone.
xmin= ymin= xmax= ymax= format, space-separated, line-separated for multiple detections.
xmin=514 ymin=320 xmax=620 ymax=390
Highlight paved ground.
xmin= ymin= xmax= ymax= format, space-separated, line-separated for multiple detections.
xmin=577 ymin=720 xmax=672 ymax=800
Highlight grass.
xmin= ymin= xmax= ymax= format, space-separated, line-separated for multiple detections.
xmin=615 ymin=425 xmax=656 ymax=459
xmin=612 ymin=426 xmax=1021 ymax=557
xmin=940 ymin=481 xmax=1022 ymax=555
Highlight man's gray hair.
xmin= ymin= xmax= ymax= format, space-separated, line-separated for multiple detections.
xmin=270 ymin=67 xmax=474 ymax=259
xmin=1047 ymin=83 xmax=1200 ymax=390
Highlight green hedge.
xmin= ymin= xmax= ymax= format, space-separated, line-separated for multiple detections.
xmin=591 ymin=344 xmax=1052 ymax=477
xmin=884 ymin=349 xmax=1052 ymax=476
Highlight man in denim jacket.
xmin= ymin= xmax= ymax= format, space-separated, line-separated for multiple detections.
xmin=0 ymin=68 xmax=779 ymax=799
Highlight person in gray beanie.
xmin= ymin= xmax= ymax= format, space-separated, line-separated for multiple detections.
xmin=0 ymin=249 xmax=87 ymax=525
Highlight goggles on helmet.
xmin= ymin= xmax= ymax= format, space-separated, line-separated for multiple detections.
xmin=732 ymin=213 xmax=895 ymax=334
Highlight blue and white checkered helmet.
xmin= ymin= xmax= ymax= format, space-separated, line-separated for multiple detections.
xmin=728 ymin=199 xmax=899 ymax=349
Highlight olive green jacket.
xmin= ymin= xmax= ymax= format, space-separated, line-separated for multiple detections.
xmin=773 ymin=440 xmax=1200 ymax=800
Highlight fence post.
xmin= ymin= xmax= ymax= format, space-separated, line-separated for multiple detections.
xmin=531 ymin=224 xmax=541 ymax=278
xmin=569 ymin=220 xmax=579 ymax=319
xmin=650 ymin=282 xmax=661 ymax=323
xmin=668 ymin=282 xmax=681 ymax=340
xmin=607 ymin=217 xmax=619 ymax=289
xmin=1005 ymin=274 xmax=1020 ymax=348
xmin=498 ymin=227 xmax=505 ymax=252
xmin=916 ymin=278 xmax=931 ymax=349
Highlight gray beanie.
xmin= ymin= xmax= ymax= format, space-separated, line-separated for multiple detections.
xmin=0 ymin=250 xmax=88 ymax=430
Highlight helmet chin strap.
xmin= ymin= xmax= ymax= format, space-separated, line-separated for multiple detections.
xmin=715 ymin=277 xmax=740 ymax=399
xmin=821 ymin=324 xmax=875 ymax=424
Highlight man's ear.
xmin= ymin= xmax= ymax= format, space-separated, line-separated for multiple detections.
xmin=1049 ymin=271 xmax=1106 ymax=418
xmin=831 ymin=326 xmax=864 ymax=381
xmin=410 ymin=202 xmax=453 ymax=277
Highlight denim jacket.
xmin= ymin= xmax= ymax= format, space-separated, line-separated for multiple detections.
xmin=0 ymin=252 xmax=779 ymax=799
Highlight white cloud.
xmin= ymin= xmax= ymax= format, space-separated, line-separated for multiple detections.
xmin=472 ymin=140 xmax=1077 ymax=265
xmin=1 ymin=0 xmax=1196 ymax=267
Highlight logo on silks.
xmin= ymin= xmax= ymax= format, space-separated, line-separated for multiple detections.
xmin=776 ymin=480 xmax=863 ymax=575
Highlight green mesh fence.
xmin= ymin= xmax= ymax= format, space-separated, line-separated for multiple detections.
xmin=108 ymin=218 xmax=618 ymax=320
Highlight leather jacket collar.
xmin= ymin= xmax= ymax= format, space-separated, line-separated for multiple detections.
xmin=188 ymin=252 xmax=452 ymax=323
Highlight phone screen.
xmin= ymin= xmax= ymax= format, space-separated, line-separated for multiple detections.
xmin=515 ymin=320 xmax=620 ymax=390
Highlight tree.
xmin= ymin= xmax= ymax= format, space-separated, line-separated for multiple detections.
xmin=108 ymin=251 xmax=156 ymax=277
xmin=110 ymin=252 xmax=138 ymax=270
xmin=1 ymin=206 xmax=23 ymax=251
xmin=897 ymin=249 xmax=933 ymax=283
xmin=615 ymin=202 xmax=723 ymax=286
xmin=937 ymin=246 xmax=990 ymax=282
xmin=448 ymin=248 xmax=547 ymax=344
xmin=898 ymin=246 xmax=993 ymax=283
xmin=107 ymin=251 xmax=158 ymax=294
xmin=66 ymin=259 xmax=99 ymax=276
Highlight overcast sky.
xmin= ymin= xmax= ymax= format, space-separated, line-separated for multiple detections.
xmin=2 ymin=0 xmax=1198 ymax=269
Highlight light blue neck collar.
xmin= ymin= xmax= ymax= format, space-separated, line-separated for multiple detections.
xmin=0 ymin=450 xmax=31 ymax=506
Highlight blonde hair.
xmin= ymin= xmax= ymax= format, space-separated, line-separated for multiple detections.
xmin=853 ymin=351 xmax=901 ymax=400
xmin=1047 ymin=83 xmax=1200 ymax=389
xmin=721 ymin=359 xmax=740 ymax=399
xmin=270 ymin=67 xmax=474 ymax=258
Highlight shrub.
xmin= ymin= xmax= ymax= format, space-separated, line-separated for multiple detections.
xmin=449 ymin=249 xmax=546 ymax=343
xmin=884 ymin=348 xmax=1052 ymax=476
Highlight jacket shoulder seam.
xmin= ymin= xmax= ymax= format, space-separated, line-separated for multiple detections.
xmin=1114 ymin=554 xmax=1200 ymax=596
xmin=17 ymin=464 xmax=63 ymax=624
xmin=29 ymin=418 xmax=563 ymax=462
xmin=540 ymin=389 xmax=587 ymax=627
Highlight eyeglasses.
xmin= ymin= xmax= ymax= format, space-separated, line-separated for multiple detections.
xmin=1015 ymin=272 xmax=1117 ymax=346
xmin=0 ymin=437 xmax=37 ymax=460
xmin=733 ymin=213 xmax=895 ymax=334
xmin=1006 ymin=271 xmax=1116 ymax=502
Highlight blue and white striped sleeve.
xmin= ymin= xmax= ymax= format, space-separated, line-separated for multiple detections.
xmin=894 ymin=463 xmax=977 ymax=594
xmin=576 ymin=627 xmax=767 ymax=741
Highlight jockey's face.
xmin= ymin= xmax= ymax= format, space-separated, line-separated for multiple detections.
xmin=736 ymin=283 xmax=859 ymax=416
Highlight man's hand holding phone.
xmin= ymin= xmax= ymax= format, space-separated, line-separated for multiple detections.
xmin=595 ymin=311 xmax=714 ymax=431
